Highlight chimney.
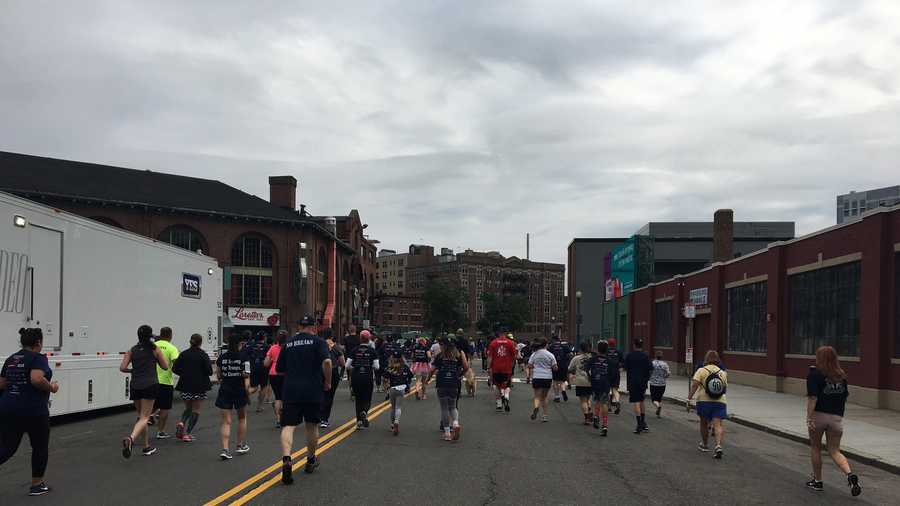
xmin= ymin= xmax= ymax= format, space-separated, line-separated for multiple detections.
xmin=713 ymin=209 xmax=734 ymax=263
xmin=269 ymin=175 xmax=298 ymax=210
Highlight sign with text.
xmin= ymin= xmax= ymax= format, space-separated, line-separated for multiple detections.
xmin=688 ymin=287 xmax=708 ymax=306
xmin=228 ymin=307 xmax=280 ymax=327
xmin=181 ymin=273 xmax=201 ymax=299
xmin=610 ymin=237 xmax=636 ymax=299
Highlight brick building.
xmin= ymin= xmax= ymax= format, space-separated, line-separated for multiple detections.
xmin=0 ymin=151 xmax=376 ymax=339
xmin=372 ymin=295 xmax=425 ymax=333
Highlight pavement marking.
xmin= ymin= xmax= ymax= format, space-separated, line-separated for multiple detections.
xmin=203 ymin=398 xmax=391 ymax=506
xmin=59 ymin=430 xmax=95 ymax=440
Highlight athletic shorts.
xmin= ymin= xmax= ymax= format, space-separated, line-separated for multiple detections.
xmin=695 ymin=401 xmax=728 ymax=421
xmin=180 ymin=391 xmax=207 ymax=401
xmin=269 ymin=375 xmax=284 ymax=401
xmin=575 ymin=386 xmax=593 ymax=399
xmin=593 ymin=389 xmax=610 ymax=404
xmin=250 ymin=367 xmax=269 ymax=388
xmin=628 ymin=383 xmax=647 ymax=403
xmin=281 ymin=402 xmax=321 ymax=426
xmin=552 ymin=369 xmax=568 ymax=382
xmin=492 ymin=372 xmax=512 ymax=388
xmin=215 ymin=391 xmax=249 ymax=410
xmin=130 ymin=384 xmax=159 ymax=401
xmin=153 ymin=384 xmax=174 ymax=410
xmin=812 ymin=412 xmax=843 ymax=434
xmin=649 ymin=385 xmax=666 ymax=403
xmin=532 ymin=378 xmax=552 ymax=390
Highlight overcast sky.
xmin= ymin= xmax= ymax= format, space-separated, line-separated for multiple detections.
xmin=2 ymin=1 xmax=899 ymax=266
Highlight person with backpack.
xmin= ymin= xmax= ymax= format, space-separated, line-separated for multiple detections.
xmin=216 ymin=333 xmax=255 ymax=460
xmin=384 ymin=351 xmax=414 ymax=436
xmin=586 ymin=340 xmax=615 ymax=436
xmin=247 ymin=333 xmax=271 ymax=413
xmin=318 ymin=328 xmax=345 ymax=429
xmin=687 ymin=350 xmax=728 ymax=459
xmin=606 ymin=337 xmax=624 ymax=414
xmin=411 ymin=337 xmax=432 ymax=400
xmin=427 ymin=338 xmax=469 ymax=441
xmin=547 ymin=336 xmax=572 ymax=403
xmin=805 ymin=346 xmax=861 ymax=496
xmin=567 ymin=342 xmax=594 ymax=425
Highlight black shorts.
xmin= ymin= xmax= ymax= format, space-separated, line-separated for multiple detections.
xmin=552 ymin=369 xmax=568 ymax=382
xmin=130 ymin=384 xmax=159 ymax=401
xmin=628 ymin=383 xmax=647 ymax=403
xmin=215 ymin=391 xmax=249 ymax=410
xmin=270 ymin=375 xmax=284 ymax=400
xmin=281 ymin=402 xmax=321 ymax=426
xmin=492 ymin=373 xmax=511 ymax=388
xmin=575 ymin=386 xmax=593 ymax=399
xmin=532 ymin=378 xmax=552 ymax=390
xmin=153 ymin=385 xmax=174 ymax=410
xmin=650 ymin=385 xmax=666 ymax=403
xmin=250 ymin=368 xmax=269 ymax=388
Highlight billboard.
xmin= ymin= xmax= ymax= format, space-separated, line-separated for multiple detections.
xmin=610 ymin=237 xmax=636 ymax=299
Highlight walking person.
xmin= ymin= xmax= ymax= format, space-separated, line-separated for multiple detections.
xmin=486 ymin=330 xmax=517 ymax=412
xmin=586 ymin=340 xmax=614 ymax=436
xmin=567 ymin=342 xmax=594 ymax=425
xmin=526 ymin=338 xmax=558 ymax=423
xmin=427 ymin=338 xmax=469 ymax=441
xmin=606 ymin=337 xmax=624 ymax=414
xmin=521 ymin=340 xmax=534 ymax=383
xmin=411 ymin=337 xmax=432 ymax=400
xmin=548 ymin=336 xmax=572 ymax=402
xmin=384 ymin=351 xmax=413 ymax=435
xmin=172 ymin=333 xmax=213 ymax=442
xmin=247 ymin=333 xmax=271 ymax=413
xmin=149 ymin=327 xmax=179 ymax=439
xmin=277 ymin=316 xmax=332 ymax=484
xmin=265 ymin=330 xmax=287 ymax=428
xmin=346 ymin=330 xmax=379 ymax=428
xmin=805 ymin=346 xmax=862 ymax=496
xmin=319 ymin=328 xmax=345 ymax=429
xmin=687 ymin=350 xmax=728 ymax=459
xmin=623 ymin=339 xmax=653 ymax=434
xmin=649 ymin=351 xmax=670 ymax=418
xmin=0 ymin=328 xmax=59 ymax=496
xmin=216 ymin=333 xmax=255 ymax=460
xmin=120 ymin=325 xmax=169 ymax=459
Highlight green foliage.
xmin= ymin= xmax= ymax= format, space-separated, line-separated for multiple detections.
xmin=476 ymin=292 xmax=529 ymax=333
xmin=422 ymin=280 xmax=467 ymax=334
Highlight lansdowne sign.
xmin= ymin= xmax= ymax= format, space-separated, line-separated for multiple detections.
xmin=227 ymin=307 xmax=280 ymax=327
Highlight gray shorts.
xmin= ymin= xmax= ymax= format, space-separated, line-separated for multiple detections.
xmin=593 ymin=390 xmax=610 ymax=404
xmin=813 ymin=412 xmax=844 ymax=434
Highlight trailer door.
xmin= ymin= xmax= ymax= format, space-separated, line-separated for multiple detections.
xmin=29 ymin=226 xmax=63 ymax=349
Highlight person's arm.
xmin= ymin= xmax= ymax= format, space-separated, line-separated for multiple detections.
xmin=243 ymin=361 xmax=255 ymax=394
xmin=663 ymin=362 xmax=670 ymax=378
xmin=460 ymin=353 xmax=470 ymax=374
xmin=550 ymin=354 xmax=559 ymax=372
xmin=119 ymin=351 xmax=132 ymax=373
xmin=322 ymin=358 xmax=333 ymax=391
xmin=29 ymin=368 xmax=59 ymax=393
xmin=204 ymin=354 xmax=214 ymax=377
xmin=154 ymin=347 xmax=169 ymax=371
xmin=263 ymin=348 xmax=274 ymax=369
xmin=345 ymin=357 xmax=354 ymax=370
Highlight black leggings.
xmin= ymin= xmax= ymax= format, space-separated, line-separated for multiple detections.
xmin=351 ymin=379 xmax=373 ymax=420
xmin=0 ymin=414 xmax=50 ymax=478
xmin=320 ymin=376 xmax=340 ymax=422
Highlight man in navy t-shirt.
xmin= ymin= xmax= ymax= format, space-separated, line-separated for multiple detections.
xmin=276 ymin=316 xmax=332 ymax=484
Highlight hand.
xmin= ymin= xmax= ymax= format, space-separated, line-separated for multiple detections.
xmin=50 ymin=381 xmax=60 ymax=394
xmin=324 ymin=382 xmax=332 ymax=392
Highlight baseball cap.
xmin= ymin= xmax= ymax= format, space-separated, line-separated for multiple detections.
xmin=360 ymin=330 xmax=372 ymax=339
xmin=297 ymin=315 xmax=316 ymax=326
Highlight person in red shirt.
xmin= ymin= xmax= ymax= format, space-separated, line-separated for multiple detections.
xmin=487 ymin=331 xmax=517 ymax=413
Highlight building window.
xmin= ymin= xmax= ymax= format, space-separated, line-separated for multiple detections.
xmin=317 ymin=247 xmax=328 ymax=312
xmin=790 ymin=261 xmax=860 ymax=356
xmin=158 ymin=225 xmax=207 ymax=253
xmin=895 ymin=253 xmax=900 ymax=358
xmin=654 ymin=301 xmax=673 ymax=347
xmin=230 ymin=234 xmax=275 ymax=307
xmin=726 ymin=281 xmax=767 ymax=353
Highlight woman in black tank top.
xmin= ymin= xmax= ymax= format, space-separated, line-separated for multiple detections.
xmin=119 ymin=325 xmax=169 ymax=459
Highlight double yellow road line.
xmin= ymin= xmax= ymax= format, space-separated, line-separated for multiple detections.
xmin=205 ymin=387 xmax=418 ymax=505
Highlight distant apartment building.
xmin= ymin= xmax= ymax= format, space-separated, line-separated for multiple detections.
xmin=376 ymin=251 xmax=408 ymax=295
xmin=372 ymin=295 xmax=425 ymax=333
xmin=837 ymin=185 xmax=900 ymax=224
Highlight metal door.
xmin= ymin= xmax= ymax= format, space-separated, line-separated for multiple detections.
xmin=28 ymin=226 xmax=63 ymax=348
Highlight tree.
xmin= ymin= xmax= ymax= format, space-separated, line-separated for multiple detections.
xmin=422 ymin=280 xmax=467 ymax=335
xmin=476 ymin=293 xmax=530 ymax=333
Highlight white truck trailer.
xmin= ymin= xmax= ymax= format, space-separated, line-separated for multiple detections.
xmin=0 ymin=191 xmax=223 ymax=416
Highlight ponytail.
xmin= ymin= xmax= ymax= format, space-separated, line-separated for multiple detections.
xmin=137 ymin=325 xmax=156 ymax=349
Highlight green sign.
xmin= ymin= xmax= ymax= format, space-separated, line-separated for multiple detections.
xmin=611 ymin=237 xmax=636 ymax=297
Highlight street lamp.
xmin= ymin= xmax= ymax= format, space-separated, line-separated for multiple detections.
xmin=575 ymin=291 xmax=583 ymax=346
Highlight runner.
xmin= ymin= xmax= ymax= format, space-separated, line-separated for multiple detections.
xmin=0 ymin=328 xmax=59 ymax=496
xmin=526 ymin=337 xmax=557 ymax=422
xmin=687 ymin=350 xmax=728 ymax=459
xmin=148 ymin=327 xmax=179 ymax=439
xmin=346 ymin=330 xmax=379 ymax=428
xmin=567 ymin=342 xmax=594 ymax=425
xmin=277 ymin=316 xmax=332 ymax=483
xmin=264 ymin=330 xmax=287 ymax=429
xmin=171 ymin=333 xmax=213 ymax=442
xmin=606 ymin=337 xmax=624 ymax=415
xmin=374 ymin=336 xmax=385 ymax=393
xmin=486 ymin=330 xmax=517 ymax=412
xmin=521 ymin=340 xmax=534 ymax=383
xmin=805 ymin=346 xmax=862 ymax=496
xmin=428 ymin=338 xmax=469 ymax=441
xmin=319 ymin=328 xmax=345 ymax=429
xmin=548 ymin=335 xmax=572 ymax=403
xmin=119 ymin=325 xmax=169 ymax=459
xmin=649 ymin=351 xmax=670 ymax=418
xmin=216 ymin=332 xmax=254 ymax=461
xmin=623 ymin=338 xmax=653 ymax=434
xmin=384 ymin=351 xmax=413 ymax=435
xmin=247 ymin=332 xmax=271 ymax=413
xmin=411 ymin=337 xmax=432 ymax=400
xmin=586 ymin=340 xmax=613 ymax=436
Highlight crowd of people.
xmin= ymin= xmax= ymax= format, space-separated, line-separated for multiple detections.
xmin=0 ymin=323 xmax=864 ymax=497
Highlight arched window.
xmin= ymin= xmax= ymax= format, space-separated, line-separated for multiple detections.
xmin=230 ymin=234 xmax=275 ymax=307
xmin=317 ymin=247 xmax=328 ymax=312
xmin=158 ymin=225 xmax=207 ymax=253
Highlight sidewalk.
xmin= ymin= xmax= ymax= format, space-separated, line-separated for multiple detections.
xmin=622 ymin=376 xmax=900 ymax=475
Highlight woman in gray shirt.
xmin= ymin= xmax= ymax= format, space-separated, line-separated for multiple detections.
xmin=649 ymin=351 xmax=670 ymax=418
xmin=119 ymin=325 xmax=169 ymax=459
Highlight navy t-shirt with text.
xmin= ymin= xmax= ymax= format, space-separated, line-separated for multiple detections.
xmin=277 ymin=332 xmax=330 ymax=403
xmin=0 ymin=349 xmax=52 ymax=416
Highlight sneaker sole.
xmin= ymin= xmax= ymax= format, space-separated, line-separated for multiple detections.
xmin=29 ymin=491 xmax=50 ymax=496
xmin=849 ymin=475 xmax=861 ymax=497
xmin=122 ymin=439 xmax=132 ymax=459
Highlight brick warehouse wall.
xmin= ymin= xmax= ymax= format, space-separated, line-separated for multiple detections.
xmin=629 ymin=205 xmax=900 ymax=410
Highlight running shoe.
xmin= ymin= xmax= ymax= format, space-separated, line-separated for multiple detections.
xmin=530 ymin=408 xmax=539 ymax=420
xmin=305 ymin=456 xmax=319 ymax=474
xmin=220 ymin=449 xmax=233 ymax=461
xmin=541 ymin=415 xmax=548 ymax=423
xmin=592 ymin=416 xmax=600 ymax=429
xmin=714 ymin=445 xmax=723 ymax=459
xmin=562 ymin=391 xmax=568 ymax=402
xmin=806 ymin=479 xmax=823 ymax=492
xmin=600 ymin=426 xmax=608 ymax=437
xmin=156 ymin=432 xmax=171 ymax=440
xmin=147 ymin=414 xmax=157 ymax=426
xmin=495 ymin=399 xmax=503 ymax=411
xmin=320 ymin=420 xmax=329 ymax=429
xmin=553 ymin=397 xmax=561 ymax=403
xmin=276 ymin=421 xmax=282 ymax=429
xmin=451 ymin=425 xmax=461 ymax=441
xmin=642 ymin=424 xmax=650 ymax=433
xmin=362 ymin=416 xmax=370 ymax=428
xmin=282 ymin=460 xmax=294 ymax=485
xmin=142 ymin=446 xmax=158 ymax=456
xmin=656 ymin=406 xmax=662 ymax=418
xmin=28 ymin=483 xmax=51 ymax=496
xmin=392 ymin=422 xmax=399 ymax=436
xmin=584 ymin=414 xmax=592 ymax=426
xmin=180 ymin=434 xmax=195 ymax=443
xmin=356 ymin=420 xmax=365 ymax=429
xmin=442 ymin=431 xmax=452 ymax=441
xmin=614 ymin=402 xmax=621 ymax=415
xmin=698 ymin=442 xmax=711 ymax=453
xmin=175 ymin=421 xmax=185 ymax=440
xmin=235 ymin=443 xmax=250 ymax=455
xmin=122 ymin=436 xmax=133 ymax=459
xmin=503 ymin=397 xmax=510 ymax=413
xmin=633 ymin=425 xmax=642 ymax=434
xmin=848 ymin=474 xmax=861 ymax=497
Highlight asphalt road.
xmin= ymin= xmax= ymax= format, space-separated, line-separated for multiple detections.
xmin=1 ymin=367 xmax=898 ymax=505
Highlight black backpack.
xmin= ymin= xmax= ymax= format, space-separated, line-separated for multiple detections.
xmin=703 ymin=366 xmax=727 ymax=399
